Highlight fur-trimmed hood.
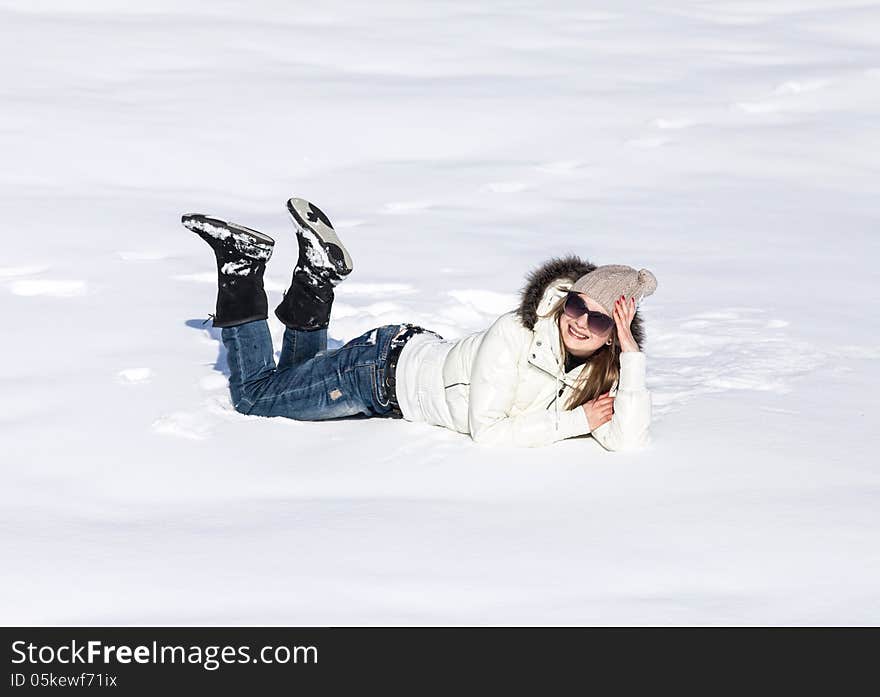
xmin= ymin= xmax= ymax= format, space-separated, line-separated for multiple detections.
xmin=515 ymin=255 xmax=647 ymax=349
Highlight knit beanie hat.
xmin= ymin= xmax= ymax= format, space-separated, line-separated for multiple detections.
xmin=569 ymin=264 xmax=658 ymax=315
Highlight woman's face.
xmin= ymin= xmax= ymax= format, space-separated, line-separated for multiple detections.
xmin=559 ymin=292 xmax=614 ymax=357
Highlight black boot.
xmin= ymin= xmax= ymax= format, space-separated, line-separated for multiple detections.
xmin=182 ymin=213 xmax=275 ymax=328
xmin=274 ymin=198 xmax=353 ymax=331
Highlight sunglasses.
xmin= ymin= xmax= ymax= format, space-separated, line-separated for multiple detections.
xmin=563 ymin=291 xmax=614 ymax=335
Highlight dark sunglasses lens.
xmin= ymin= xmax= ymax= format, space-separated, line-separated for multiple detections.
xmin=563 ymin=292 xmax=587 ymax=319
xmin=588 ymin=313 xmax=614 ymax=334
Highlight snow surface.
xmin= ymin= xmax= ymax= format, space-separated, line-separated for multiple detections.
xmin=2 ymin=0 xmax=879 ymax=625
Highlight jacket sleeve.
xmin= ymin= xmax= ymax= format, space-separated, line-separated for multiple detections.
xmin=468 ymin=314 xmax=592 ymax=448
xmin=589 ymin=351 xmax=653 ymax=452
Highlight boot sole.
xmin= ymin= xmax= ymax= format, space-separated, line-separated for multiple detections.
xmin=182 ymin=214 xmax=275 ymax=262
xmin=286 ymin=198 xmax=353 ymax=276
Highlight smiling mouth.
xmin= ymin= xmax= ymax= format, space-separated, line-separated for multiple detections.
xmin=567 ymin=325 xmax=589 ymax=340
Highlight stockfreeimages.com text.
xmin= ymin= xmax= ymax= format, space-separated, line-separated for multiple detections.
xmin=10 ymin=640 xmax=317 ymax=671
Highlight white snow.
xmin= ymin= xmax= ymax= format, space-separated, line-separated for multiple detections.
xmin=116 ymin=367 xmax=153 ymax=385
xmin=299 ymin=227 xmax=335 ymax=271
xmin=183 ymin=218 xmax=232 ymax=242
xmin=2 ymin=0 xmax=879 ymax=626
xmin=0 ymin=265 xmax=50 ymax=279
xmin=116 ymin=251 xmax=170 ymax=262
xmin=9 ymin=279 xmax=87 ymax=297
xmin=338 ymin=282 xmax=417 ymax=296
xmin=220 ymin=260 xmax=253 ymax=276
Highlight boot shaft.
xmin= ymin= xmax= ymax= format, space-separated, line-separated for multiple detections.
xmin=274 ymin=272 xmax=334 ymax=331
xmin=183 ymin=214 xmax=275 ymax=328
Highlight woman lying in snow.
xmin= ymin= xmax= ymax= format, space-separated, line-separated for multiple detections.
xmin=182 ymin=198 xmax=657 ymax=450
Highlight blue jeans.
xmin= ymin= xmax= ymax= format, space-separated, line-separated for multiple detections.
xmin=221 ymin=320 xmax=402 ymax=420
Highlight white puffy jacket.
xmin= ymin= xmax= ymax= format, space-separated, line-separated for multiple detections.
xmin=394 ymin=259 xmax=653 ymax=450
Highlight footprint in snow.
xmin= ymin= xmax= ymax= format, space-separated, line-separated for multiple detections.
xmin=647 ymin=307 xmax=829 ymax=419
xmin=0 ymin=265 xmax=88 ymax=298
xmin=117 ymin=368 xmax=153 ymax=385
xmin=151 ymin=411 xmax=214 ymax=440
xmin=151 ymin=396 xmax=244 ymax=440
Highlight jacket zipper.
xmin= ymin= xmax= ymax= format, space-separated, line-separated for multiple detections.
xmin=547 ymin=385 xmax=565 ymax=410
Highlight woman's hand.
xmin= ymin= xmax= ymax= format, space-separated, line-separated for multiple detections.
xmin=583 ymin=391 xmax=614 ymax=431
xmin=613 ymin=295 xmax=640 ymax=353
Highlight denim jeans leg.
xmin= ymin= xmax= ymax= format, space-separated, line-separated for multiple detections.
xmin=222 ymin=323 xmax=401 ymax=420
xmin=277 ymin=326 xmax=327 ymax=371
xmin=221 ymin=319 xmax=279 ymax=413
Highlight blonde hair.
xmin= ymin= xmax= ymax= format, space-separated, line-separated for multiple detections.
xmin=542 ymin=295 xmax=621 ymax=410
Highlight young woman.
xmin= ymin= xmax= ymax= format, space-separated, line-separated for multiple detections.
xmin=183 ymin=197 xmax=657 ymax=450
